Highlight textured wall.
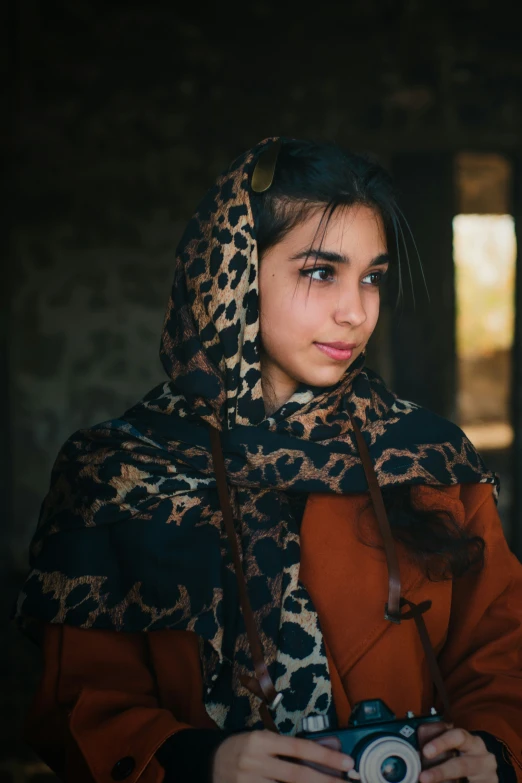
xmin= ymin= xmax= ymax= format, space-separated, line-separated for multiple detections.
xmin=11 ymin=208 xmax=183 ymax=569
xmin=8 ymin=4 xmax=231 ymax=567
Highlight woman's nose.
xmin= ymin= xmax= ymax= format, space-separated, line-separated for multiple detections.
xmin=333 ymin=289 xmax=367 ymax=327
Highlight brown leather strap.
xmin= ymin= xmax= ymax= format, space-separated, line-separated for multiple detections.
xmin=349 ymin=413 xmax=402 ymax=621
xmin=209 ymin=427 xmax=281 ymax=732
xmin=239 ymin=674 xmax=279 ymax=732
xmin=399 ymin=598 xmax=452 ymax=719
xmin=349 ymin=413 xmax=452 ymax=718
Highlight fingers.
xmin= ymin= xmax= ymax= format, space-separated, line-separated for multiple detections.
xmin=261 ymin=755 xmax=347 ymax=782
xmin=261 ymin=733 xmax=354 ymax=774
xmin=419 ymin=749 xmax=497 ymax=783
xmin=420 ymin=728 xmax=496 ymax=783
xmin=422 ymin=727 xmax=486 ymax=760
xmin=286 ymin=736 xmax=354 ymax=774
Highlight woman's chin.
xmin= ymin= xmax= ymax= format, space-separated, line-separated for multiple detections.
xmin=299 ymin=365 xmax=353 ymax=389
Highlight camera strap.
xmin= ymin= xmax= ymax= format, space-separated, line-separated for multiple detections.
xmin=348 ymin=412 xmax=452 ymax=719
xmin=209 ymin=419 xmax=452 ymax=730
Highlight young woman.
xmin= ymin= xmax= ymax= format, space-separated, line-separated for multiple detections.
xmin=17 ymin=138 xmax=522 ymax=783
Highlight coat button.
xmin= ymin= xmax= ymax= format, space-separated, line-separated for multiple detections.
xmin=111 ymin=756 xmax=135 ymax=780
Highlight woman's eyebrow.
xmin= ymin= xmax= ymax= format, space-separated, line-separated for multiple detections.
xmin=290 ymin=249 xmax=391 ymax=266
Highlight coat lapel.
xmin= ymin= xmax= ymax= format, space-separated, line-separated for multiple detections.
xmin=299 ymin=488 xmax=459 ymax=697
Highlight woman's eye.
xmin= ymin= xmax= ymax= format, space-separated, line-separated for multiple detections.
xmin=300 ymin=265 xmax=335 ymax=282
xmin=362 ymin=270 xmax=386 ymax=287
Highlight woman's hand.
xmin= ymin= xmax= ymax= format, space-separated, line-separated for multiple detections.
xmin=212 ymin=730 xmax=354 ymax=783
xmin=419 ymin=727 xmax=498 ymax=783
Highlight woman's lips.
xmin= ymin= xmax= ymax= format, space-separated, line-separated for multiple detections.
xmin=314 ymin=342 xmax=357 ymax=361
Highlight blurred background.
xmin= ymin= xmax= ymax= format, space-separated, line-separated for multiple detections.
xmin=3 ymin=0 xmax=522 ymax=778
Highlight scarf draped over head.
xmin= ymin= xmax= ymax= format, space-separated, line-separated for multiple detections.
xmin=16 ymin=138 xmax=498 ymax=734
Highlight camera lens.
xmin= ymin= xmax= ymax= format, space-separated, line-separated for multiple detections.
xmin=358 ymin=737 xmax=421 ymax=783
xmin=381 ymin=755 xmax=408 ymax=782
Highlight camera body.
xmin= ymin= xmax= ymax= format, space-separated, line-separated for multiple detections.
xmin=297 ymin=699 xmax=448 ymax=783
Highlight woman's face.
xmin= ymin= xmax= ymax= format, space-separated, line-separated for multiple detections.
xmin=258 ymin=204 xmax=389 ymax=408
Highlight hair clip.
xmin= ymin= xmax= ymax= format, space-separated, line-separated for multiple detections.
xmin=251 ymin=139 xmax=282 ymax=193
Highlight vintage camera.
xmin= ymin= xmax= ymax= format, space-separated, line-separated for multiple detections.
xmin=297 ymin=699 xmax=448 ymax=783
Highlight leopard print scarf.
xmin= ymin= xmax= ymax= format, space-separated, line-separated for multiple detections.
xmin=17 ymin=139 xmax=497 ymax=734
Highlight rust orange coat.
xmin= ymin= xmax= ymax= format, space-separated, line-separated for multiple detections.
xmin=24 ymin=483 xmax=522 ymax=782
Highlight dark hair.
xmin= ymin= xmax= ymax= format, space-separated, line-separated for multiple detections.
xmin=252 ymin=139 xmax=484 ymax=580
xmin=379 ymin=486 xmax=485 ymax=580
xmin=252 ymin=139 xmax=414 ymax=304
